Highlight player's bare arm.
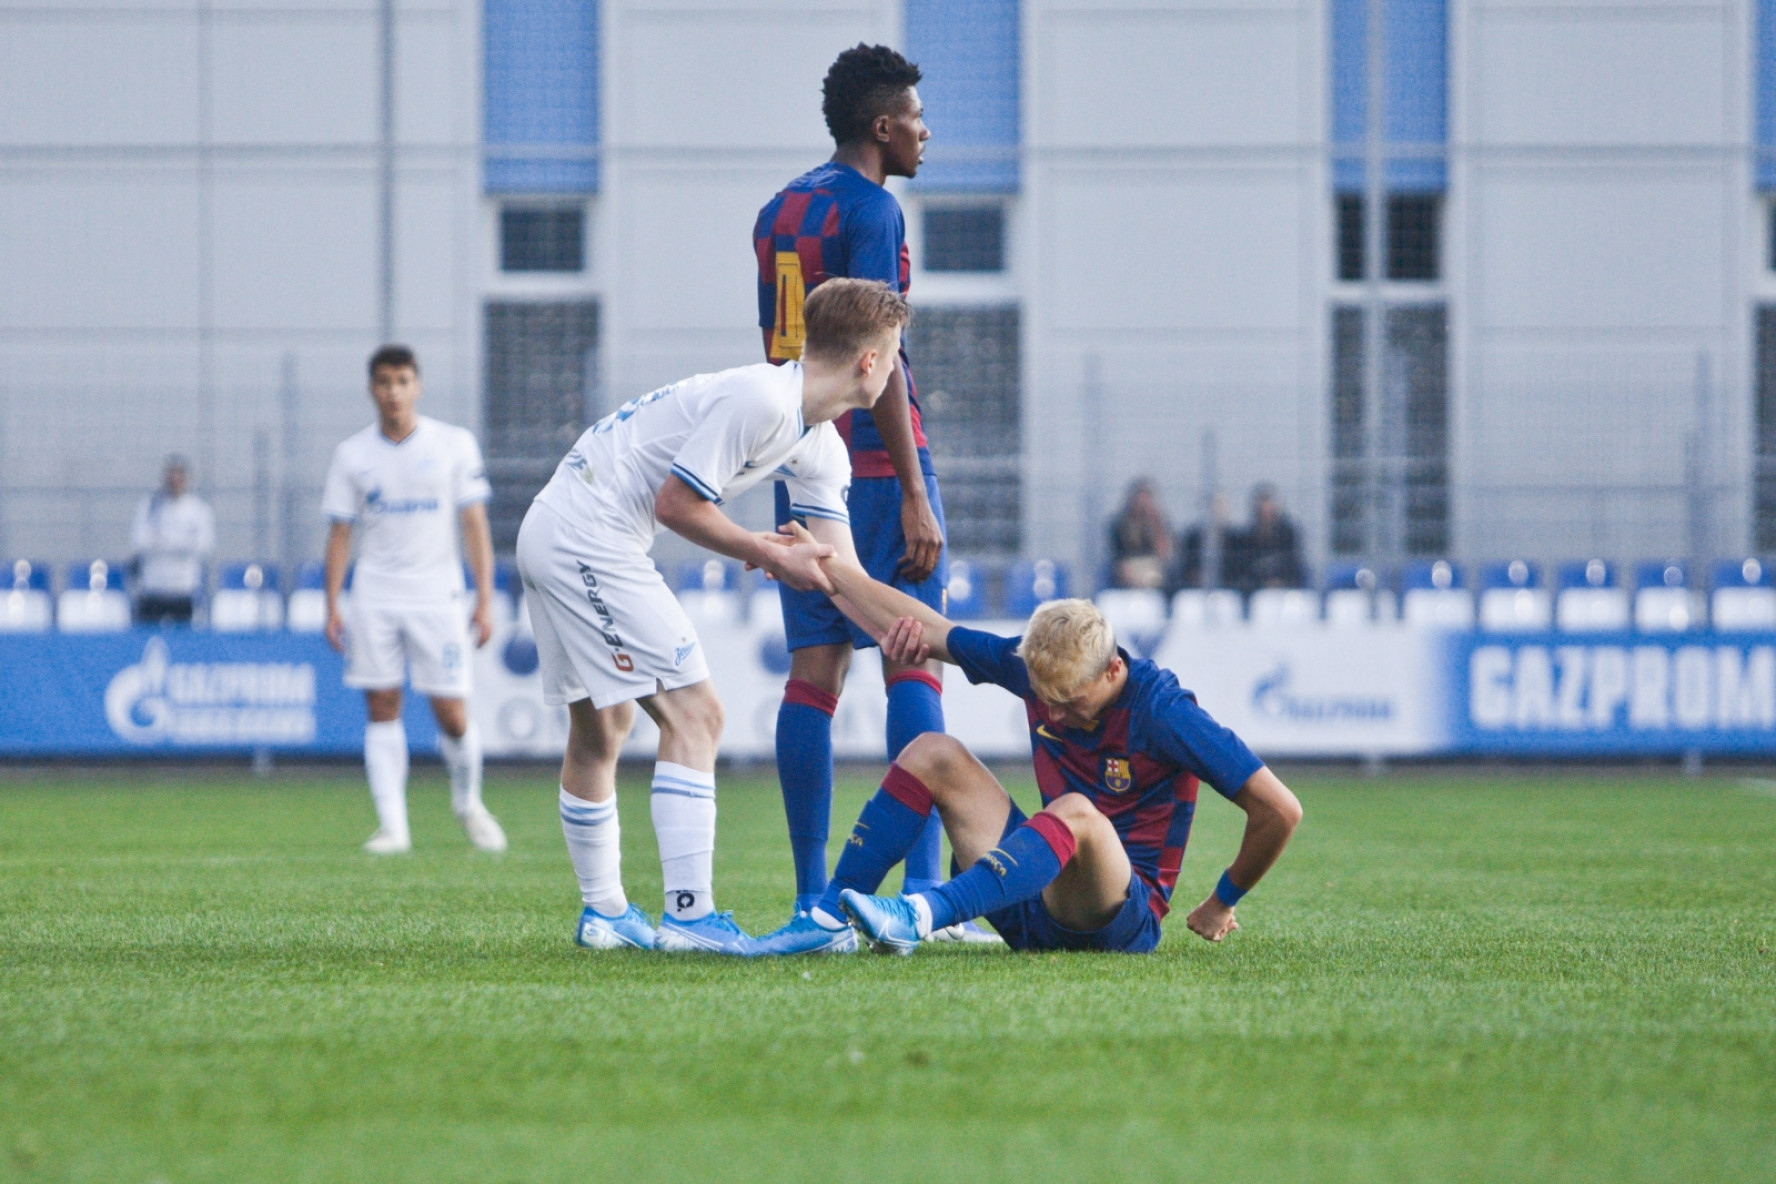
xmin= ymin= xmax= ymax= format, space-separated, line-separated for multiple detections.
xmin=656 ymin=474 xmax=835 ymax=594
xmin=870 ymin=359 xmax=943 ymax=582
xmin=459 ymin=501 xmax=496 ymax=647
xmin=323 ymin=519 xmax=353 ymax=652
xmin=1185 ymin=766 xmax=1303 ymax=943
xmin=788 ymin=520 xmax=955 ymax=660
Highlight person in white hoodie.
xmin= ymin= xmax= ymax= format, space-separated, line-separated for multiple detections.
xmin=130 ymin=454 xmax=214 ymax=626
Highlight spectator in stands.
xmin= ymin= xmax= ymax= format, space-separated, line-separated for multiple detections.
xmin=130 ymin=454 xmax=215 ymax=626
xmin=1107 ymin=478 xmax=1172 ymax=590
xmin=1173 ymin=491 xmax=1232 ymax=591
xmin=1225 ymin=483 xmax=1304 ymax=594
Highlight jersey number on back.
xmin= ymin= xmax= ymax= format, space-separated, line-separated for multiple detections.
xmin=771 ymin=251 xmax=806 ymax=362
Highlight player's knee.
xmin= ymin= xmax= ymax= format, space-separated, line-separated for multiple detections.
xmin=1043 ymin=793 xmax=1111 ymax=843
xmin=896 ymin=732 xmax=969 ymax=783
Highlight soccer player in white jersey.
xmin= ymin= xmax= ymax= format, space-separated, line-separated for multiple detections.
xmin=322 ymin=345 xmax=506 ymax=855
xmin=517 ymin=278 xmax=907 ymax=955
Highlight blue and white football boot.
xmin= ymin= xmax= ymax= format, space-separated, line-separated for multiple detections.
xmin=574 ymin=904 xmax=658 ymax=951
xmin=748 ymin=910 xmax=858 ymax=956
xmin=839 ymin=889 xmax=927 ymax=956
xmin=654 ymin=910 xmax=755 ymax=955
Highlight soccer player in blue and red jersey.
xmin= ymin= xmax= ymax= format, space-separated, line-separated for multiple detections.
xmin=783 ymin=523 xmax=1303 ymax=953
xmin=751 ymin=45 xmax=978 ymax=952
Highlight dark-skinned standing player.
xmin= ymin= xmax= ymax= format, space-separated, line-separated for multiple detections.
xmin=751 ymin=45 xmax=990 ymax=952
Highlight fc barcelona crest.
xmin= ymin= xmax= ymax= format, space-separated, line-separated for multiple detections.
xmin=1101 ymin=756 xmax=1133 ymax=793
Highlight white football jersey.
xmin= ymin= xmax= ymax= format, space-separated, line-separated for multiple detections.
xmin=534 ymin=360 xmax=850 ymax=549
xmin=322 ymin=416 xmax=492 ymax=602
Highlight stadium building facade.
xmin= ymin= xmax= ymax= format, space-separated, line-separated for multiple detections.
xmin=2 ymin=0 xmax=1773 ymax=593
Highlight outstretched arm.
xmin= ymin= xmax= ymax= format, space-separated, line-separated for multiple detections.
xmin=1185 ymin=766 xmax=1303 ymax=943
xmin=656 ymin=475 xmax=833 ymax=593
xmin=785 ymin=520 xmax=957 ymax=663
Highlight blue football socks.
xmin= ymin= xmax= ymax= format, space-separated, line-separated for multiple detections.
xmin=886 ymin=671 xmax=946 ymax=892
xmin=813 ymin=763 xmax=934 ymax=923
xmin=924 ymin=814 xmax=1078 ymax=932
xmin=776 ymin=679 xmax=837 ymax=911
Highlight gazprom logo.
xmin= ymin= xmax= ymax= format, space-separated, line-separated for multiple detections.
xmin=1252 ymin=663 xmax=1394 ymax=722
xmin=104 ymin=637 xmax=317 ymax=745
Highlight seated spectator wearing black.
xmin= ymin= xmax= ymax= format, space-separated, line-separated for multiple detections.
xmin=130 ymin=454 xmax=215 ymax=626
xmin=1174 ymin=491 xmax=1232 ymax=591
xmin=1107 ymin=478 xmax=1172 ymax=590
xmin=1225 ymin=483 xmax=1304 ymax=595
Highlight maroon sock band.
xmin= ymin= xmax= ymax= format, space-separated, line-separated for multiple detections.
xmin=1025 ymin=812 xmax=1078 ymax=866
xmin=783 ymin=678 xmax=838 ymax=717
xmin=885 ymin=669 xmax=943 ymax=696
xmin=879 ymin=762 xmax=935 ymax=816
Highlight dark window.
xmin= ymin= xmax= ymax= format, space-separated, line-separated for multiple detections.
xmin=923 ymin=205 xmax=1005 ymax=272
xmin=1387 ymin=195 xmax=1440 ymax=281
xmin=1336 ymin=196 xmax=1365 ymax=282
xmin=483 ymin=301 xmax=599 ymax=549
xmin=500 ymin=206 xmax=585 ymax=272
xmin=905 ymin=306 xmax=1020 ymax=554
xmin=1329 ymin=304 xmax=1448 ymax=558
xmin=1756 ymin=306 xmax=1776 ymax=549
xmin=1333 ymin=194 xmax=1440 ymax=282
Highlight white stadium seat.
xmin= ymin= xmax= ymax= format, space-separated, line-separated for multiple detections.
xmin=1554 ymin=587 xmax=1629 ymax=632
xmin=1478 ymin=587 xmax=1551 ymax=632
xmin=1401 ymin=588 xmax=1474 ymax=628
xmin=1094 ymin=589 xmax=1168 ymax=644
xmin=1324 ymin=588 xmax=1397 ymax=627
xmin=1249 ymin=588 xmax=1319 ymax=627
xmin=1711 ymin=587 xmax=1776 ymax=632
xmin=1169 ymin=589 xmax=1244 ymax=628
xmin=57 ymin=561 xmax=130 ymax=632
xmin=1634 ymin=587 xmax=1701 ymax=633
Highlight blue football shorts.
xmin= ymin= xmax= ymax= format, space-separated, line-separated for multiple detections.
xmin=980 ymin=799 xmax=1165 ymax=954
xmin=775 ymin=472 xmax=949 ymax=651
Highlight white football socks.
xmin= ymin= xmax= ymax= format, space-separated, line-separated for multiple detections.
xmin=440 ymin=722 xmax=484 ymax=815
xmin=559 ymin=787 xmax=627 ymax=916
xmin=364 ymin=720 xmax=410 ymax=842
xmin=651 ymin=761 xmax=716 ymax=921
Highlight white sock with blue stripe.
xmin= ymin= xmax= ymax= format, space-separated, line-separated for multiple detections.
xmin=651 ymin=762 xmax=716 ymax=921
xmin=559 ymin=787 xmax=627 ymax=916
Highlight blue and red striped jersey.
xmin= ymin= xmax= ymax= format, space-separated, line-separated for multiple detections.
xmin=754 ymin=161 xmax=931 ymax=478
xmin=946 ymin=626 xmax=1265 ymax=919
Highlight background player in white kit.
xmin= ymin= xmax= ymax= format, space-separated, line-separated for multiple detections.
xmin=517 ymin=278 xmax=907 ymax=954
xmin=322 ymin=345 xmax=506 ymax=855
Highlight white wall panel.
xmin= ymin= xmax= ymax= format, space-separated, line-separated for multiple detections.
xmin=1041 ymin=168 xmax=1308 ymax=333
xmin=0 ymin=16 xmax=198 ymax=146
xmin=210 ymin=172 xmax=379 ymax=331
xmin=616 ymin=169 xmax=769 ymax=332
xmin=1472 ymin=171 xmax=1726 ymax=330
xmin=397 ymin=8 xmax=467 ymax=146
xmin=210 ymin=18 xmax=378 ymax=145
xmin=0 ymin=174 xmax=201 ymax=330
xmin=1035 ymin=5 xmax=1305 ymax=148
xmin=1471 ymin=5 xmax=1728 ymax=145
xmin=394 ymin=176 xmax=461 ymax=333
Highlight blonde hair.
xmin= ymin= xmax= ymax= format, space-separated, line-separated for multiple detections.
xmin=1016 ymin=599 xmax=1118 ymax=701
xmin=802 ymin=278 xmax=910 ymax=362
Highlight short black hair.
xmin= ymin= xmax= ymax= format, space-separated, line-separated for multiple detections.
xmin=822 ymin=44 xmax=921 ymax=145
xmin=368 ymin=344 xmax=418 ymax=377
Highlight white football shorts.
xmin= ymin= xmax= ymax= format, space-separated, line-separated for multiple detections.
xmin=515 ymin=500 xmax=710 ymax=709
xmin=343 ymin=594 xmax=473 ymax=698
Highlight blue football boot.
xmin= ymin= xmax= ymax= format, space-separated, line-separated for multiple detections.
xmin=655 ymin=910 xmax=754 ymax=955
xmin=574 ymin=904 xmax=657 ymax=950
xmin=749 ymin=911 xmax=858 ymax=956
xmin=839 ymin=889 xmax=926 ymax=956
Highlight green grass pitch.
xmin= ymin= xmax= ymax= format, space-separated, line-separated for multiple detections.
xmin=2 ymin=763 xmax=1773 ymax=1183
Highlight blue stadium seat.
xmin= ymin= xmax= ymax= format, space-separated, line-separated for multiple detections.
xmin=1480 ymin=559 xmax=1539 ymax=589
xmin=1634 ymin=560 xmax=1699 ymax=633
xmin=946 ymin=559 xmax=991 ymax=619
xmin=1 ymin=560 xmax=54 ymax=632
xmin=1004 ymin=559 xmax=1069 ymax=619
xmin=1556 ymin=559 xmax=1616 ymax=589
xmin=220 ymin=561 xmax=280 ymax=592
xmin=1404 ymin=559 xmax=1463 ymax=590
xmin=1322 ymin=562 xmax=1377 ymax=591
xmin=57 ymin=561 xmax=130 ymax=632
xmin=676 ymin=558 xmax=739 ymax=593
xmin=65 ymin=560 xmax=124 ymax=592
xmin=495 ymin=561 xmax=520 ymax=598
xmin=295 ymin=561 xmax=327 ymax=590
xmin=1322 ymin=563 xmax=1394 ymax=626
xmin=213 ymin=562 xmax=284 ymax=631
xmin=1711 ymin=558 xmax=1776 ymax=631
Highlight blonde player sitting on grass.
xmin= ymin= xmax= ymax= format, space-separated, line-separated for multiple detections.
xmin=515 ymin=278 xmax=908 ymax=954
xmin=323 ymin=345 xmax=506 ymax=856
xmin=778 ymin=523 xmax=1303 ymax=955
